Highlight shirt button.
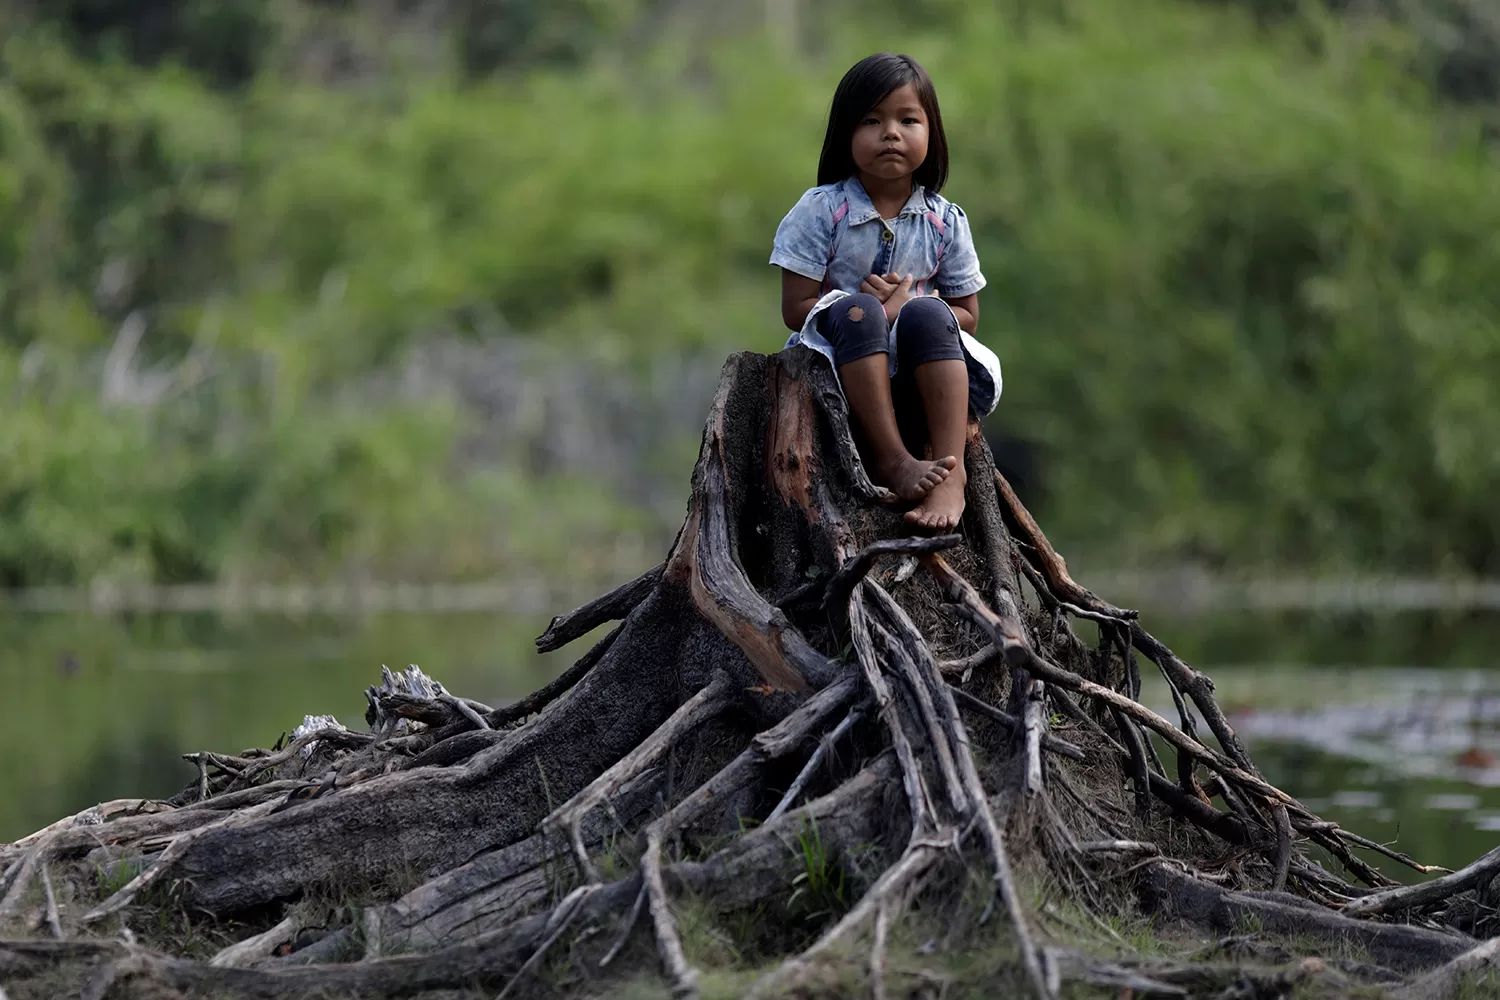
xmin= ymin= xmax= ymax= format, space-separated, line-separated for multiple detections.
xmin=880 ymin=229 xmax=893 ymax=242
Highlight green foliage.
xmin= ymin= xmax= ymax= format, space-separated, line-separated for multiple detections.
xmin=0 ymin=0 xmax=1497 ymax=586
xmin=787 ymin=817 xmax=848 ymax=921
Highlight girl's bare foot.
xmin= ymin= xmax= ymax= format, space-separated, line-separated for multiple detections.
xmin=905 ymin=468 xmax=966 ymax=532
xmin=877 ymin=453 xmax=956 ymax=502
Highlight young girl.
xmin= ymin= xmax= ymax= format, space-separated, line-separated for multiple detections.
xmin=770 ymin=52 xmax=1000 ymax=532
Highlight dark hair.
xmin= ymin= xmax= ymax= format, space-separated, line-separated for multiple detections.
xmin=817 ymin=53 xmax=949 ymax=192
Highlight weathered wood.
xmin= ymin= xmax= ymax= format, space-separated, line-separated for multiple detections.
xmin=1343 ymin=845 xmax=1500 ymax=917
xmin=363 ymin=768 xmax=664 ymax=955
xmin=75 ymin=762 xmax=895 ymax=1000
xmin=666 ymin=354 xmax=838 ymax=693
xmin=946 ymin=686 xmax=1085 ymax=761
xmin=535 ymin=564 xmax=662 ymax=653
xmin=1141 ymin=865 xmax=1473 ymax=974
xmin=166 ymin=589 xmax=694 ymax=915
xmin=1395 ymin=935 xmax=1500 ymax=1000
xmin=6 ymin=346 xmax=1483 ymax=1000
xmin=543 ymin=672 xmax=738 ymax=881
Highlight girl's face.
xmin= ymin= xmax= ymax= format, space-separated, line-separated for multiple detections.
xmin=850 ymin=82 xmax=929 ymax=185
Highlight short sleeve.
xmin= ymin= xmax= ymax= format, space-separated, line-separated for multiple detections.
xmin=769 ymin=187 xmax=833 ymax=282
xmin=935 ymin=202 xmax=986 ymax=298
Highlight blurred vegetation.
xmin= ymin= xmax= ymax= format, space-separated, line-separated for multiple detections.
xmin=0 ymin=0 xmax=1497 ymax=589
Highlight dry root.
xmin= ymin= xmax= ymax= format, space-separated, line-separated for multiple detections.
xmin=2 ymin=348 xmax=1492 ymax=1000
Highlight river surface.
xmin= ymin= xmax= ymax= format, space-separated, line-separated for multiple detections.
xmin=3 ymin=604 xmax=1498 ymax=880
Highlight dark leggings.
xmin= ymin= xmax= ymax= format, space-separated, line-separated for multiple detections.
xmin=816 ymin=292 xmax=964 ymax=370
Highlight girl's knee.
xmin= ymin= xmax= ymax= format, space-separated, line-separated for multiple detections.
xmin=897 ymin=295 xmax=954 ymax=328
xmin=841 ymin=292 xmax=885 ymax=325
xmin=821 ymin=292 xmax=890 ymax=366
xmin=896 ymin=297 xmax=963 ymax=364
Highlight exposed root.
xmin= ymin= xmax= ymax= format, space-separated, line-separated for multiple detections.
xmin=847 ymin=594 xmax=934 ymax=832
xmin=40 ymin=864 xmax=61 ymax=940
xmin=1396 ymin=935 xmax=1500 ymax=1000
xmin=7 ymin=347 xmax=1488 ymax=1000
xmin=947 ymin=685 xmax=1084 ymax=761
xmin=535 ymin=563 xmax=662 ymax=653
xmin=486 ymin=624 xmax=619 ymax=731
xmin=0 ymin=841 xmax=44 ymax=923
xmin=746 ymin=834 xmax=947 ymax=999
xmin=766 ymin=709 xmax=860 ymax=823
xmin=642 ymin=826 xmax=697 ymax=999
xmin=210 ymin=916 xmax=299 ymax=968
xmin=82 ymin=798 xmax=283 ymax=925
xmin=495 ymin=884 xmax=595 ymax=1000
xmin=541 ymin=671 xmax=739 ymax=882
xmin=1343 ymin=845 xmax=1500 ymax=917
xmin=870 ymin=898 xmax=891 ymax=1000
xmin=1141 ymin=863 xmax=1472 ymax=973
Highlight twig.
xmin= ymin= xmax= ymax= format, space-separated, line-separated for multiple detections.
xmin=1021 ymin=678 xmax=1047 ymax=797
xmin=929 ymin=555 xmax=1308 ymax=816
xmin=599 ymin=881 xmax=647 ymax=968
xmin=1329 ymin=827 xmax=1448 ymax=875
xmin=1112 ymin=708 xmax=1151 ymax=816
xmin=946 ymin=685 xmax=1085 ymax=761
xmin=858 ymin=577 xmax=1051 ymax=997
xmin=495 ymin=885 xmax=595 ymax=1000
xmin=1272 ymin=802 xmax=1294 ymax=893
xmin=642 ymin=827 xmax=697 ymax=999
xmin=220 ymin=728 xmax=373 ymax=794
xmin=1078 ymin=840 xmax=1159 ymax=855
xmin=1342 ymin=845 xmax=1500 ymax=917
xmin=871 ymin=612 xmax=969 ymax=816
xmin=534 ymin=563 xmax=662 ymax=653
xmin=848 ymin=595 xmax=934 ymax=831
xmin=196 ymin=753 xmax=209 ymax=802
xmin=992 ymin=471 xmax=1135 ymax=620
xmin=871 ymin=899 xmax=891 ymax=1000
xmin=491 ymin=625 xmax=620 ymax=728
xmin=749 ymin=838 xmax=947 ymax=999
xmin=438 ymin=693 xmax=491 ymax=731
xmin=936 ymin=645 xmax=1002 ymax=678
xmin=995 ymin=472 xmax=1266 ymax=784
xmin=766 ymin=711 xmax=859 ymax=823
xmin=0 ymin=843 xmax=44 ymax=922
xmin=41 ymin=864 xmax=62 ymax=940
xmin=823 ymin=535 xmax=961 ymax=615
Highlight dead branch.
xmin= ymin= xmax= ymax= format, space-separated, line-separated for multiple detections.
xmin=536 ymin=563 xmax=663 ymax=653
xmin=1342 ymin=846 xmax=1500 ymax=918
xmin=1141 ymin=864 xmax=1473 ymax=973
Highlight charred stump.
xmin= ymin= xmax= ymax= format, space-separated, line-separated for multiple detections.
xmin=2 ymin=348 xmax=1496 ymax=999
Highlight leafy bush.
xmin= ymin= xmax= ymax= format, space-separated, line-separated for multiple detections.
xmin=1 ymin=0 xmax=1496 ymax=586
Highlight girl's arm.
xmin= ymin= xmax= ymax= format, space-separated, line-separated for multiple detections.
xmin=941 ymin=292 xmax=978 ymax=336
xmin=781 ymin=270 xmax=825 ymax=332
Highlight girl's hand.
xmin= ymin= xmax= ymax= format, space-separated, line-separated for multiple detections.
xmin=881 ymin=274 xmax=916 ymax=322
xmin=860 ymin=272 xmax=900 ymax=301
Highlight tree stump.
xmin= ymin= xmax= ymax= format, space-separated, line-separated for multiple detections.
xmin=1 ymin=348 xmax=1494 ymax=999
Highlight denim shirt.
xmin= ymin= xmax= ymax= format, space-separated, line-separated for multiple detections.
xmin=769 ymin=177 xmax=1001 ymax=415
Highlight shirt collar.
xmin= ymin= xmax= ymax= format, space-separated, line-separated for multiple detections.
xmin=843 ymin=176 xmax=929 ymax=225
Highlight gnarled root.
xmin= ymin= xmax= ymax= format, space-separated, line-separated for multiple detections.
xmin=6 ymin=347 xmax=1487 ymax=1000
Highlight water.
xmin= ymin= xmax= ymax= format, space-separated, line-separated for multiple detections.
xmin=3 ymin=607 xmax=1498 ymax=881
xmin=0 ymin=609 xmax=591 ymax=842
xmin=1196 ymin=666 xmax=1500 ymax=874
